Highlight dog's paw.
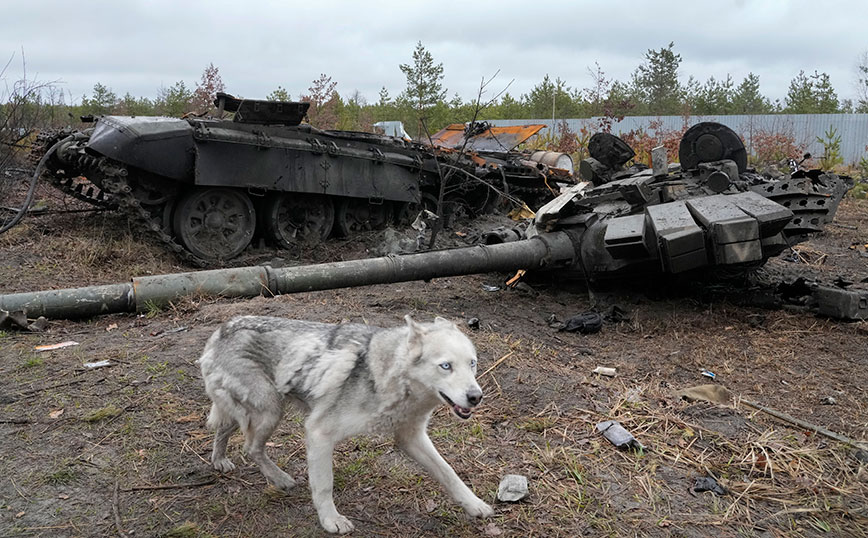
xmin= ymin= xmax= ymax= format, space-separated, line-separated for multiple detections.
xmin=271 ymin=474 xmax=297 ymax=492
xmin=212 ymin=458 xmax=235 ymax=473
xmin=320 ymin=513 xmax=354 ymax=534
xmin=463 ymin=498 xmax=495 ymax=518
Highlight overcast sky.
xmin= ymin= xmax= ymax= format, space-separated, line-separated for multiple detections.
xmin=3 ymin=0 xmax=866 ymax=109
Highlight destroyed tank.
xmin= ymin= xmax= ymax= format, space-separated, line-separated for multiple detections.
xmin=27 ymin=93 xmax=572 ymax=265
xmin=2 ymin=122 xmax=857 ymax=321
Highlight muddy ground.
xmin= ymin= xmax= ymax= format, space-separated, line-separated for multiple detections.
xmin=1 ymin=187 xmax=867 ymax=537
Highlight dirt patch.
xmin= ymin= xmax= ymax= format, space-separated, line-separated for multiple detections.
xmin=0 ymin=195 xmax=867 ymax=537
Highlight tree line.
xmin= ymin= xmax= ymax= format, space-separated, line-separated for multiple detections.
xmin=6 ymin=42 xmax=868 ymax=139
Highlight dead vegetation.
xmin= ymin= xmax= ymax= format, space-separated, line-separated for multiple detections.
xmin=0 ymin=197 xmax=866 ymax=537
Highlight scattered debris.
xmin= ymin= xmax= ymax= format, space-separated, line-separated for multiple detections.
xmin=506 ymin=204 xmax=535 ymax=221
xmin=150 ymin=326 xmax=189 ymax=337
xmin=604 ymin=305 xmax=631 ymax=323
xmin=376 ymin=227 xmax=419 ymax=256
xmin=677 ymin=384 xmax=732 ymax=405
xmin=596 ymin=420 xmax=645 ymax=450
xmin=623 ymin=387 xmax=643 ymax=403
xmin=482 ymin=284 xmax=501 ymax=292
xmin=558 ymin=312 xmax=603 ymax=334
xmin=0 ymin=310 xmax=47 ymax=332
xmin=701 ymin=370 xmax=716 ymax=380
xmin=505 ymin=268 xmax=526 ymax=286
xmin=592 ymin=366 xmax=617 ymax=377
xmin=742 ymin=398 xmax=868 ymax=449
xmin=48 ymin=409 xmax=64 ymax=419
xmin=496 ymin=474 xmax=529 ymax=502
xmin=83 ymin=360 xmax=113 ymax=370
xmin=511 ymin=281 xmax=538 ymax=296
xmin=546 ymin=314 xmax=564 ymax=329
xmin=34 ymin=341 xmax=79 ymax=352
xmin=106 ymin=323 xmax=118 ymax=332
xmin=467 ymin=317 xmax=480 ymax=330
xmin=820 ymin=396 xmax=837 ymax=405
xmin=814 ymin=286 xmax=868 ymax=320
xmin=690 ymin=476 xmax=727 ymax=496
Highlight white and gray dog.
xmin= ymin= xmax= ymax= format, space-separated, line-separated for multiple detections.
xmin=198 ymin=315 xmax=494 ymax=534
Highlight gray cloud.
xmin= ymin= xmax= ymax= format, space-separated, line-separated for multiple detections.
xmin=2 ymin=0 xmax=864 ymax=106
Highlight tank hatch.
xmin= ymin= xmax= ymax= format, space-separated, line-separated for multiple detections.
xmin=215 ymin=92 xmax=310 ymax=126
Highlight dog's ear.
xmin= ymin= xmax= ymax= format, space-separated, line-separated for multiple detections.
xmin=433 ymin=316 xmax=455 ymax=328
xmin=404 ymin=315 xmax=424 ymax=360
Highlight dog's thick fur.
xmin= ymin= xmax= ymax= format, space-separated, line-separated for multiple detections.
xmin=198 ymin=315 xmax=493 ymax=534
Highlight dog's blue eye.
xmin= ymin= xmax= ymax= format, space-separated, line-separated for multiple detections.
xmin=470 ymin=359 xmax=477 ymax=368
xmin=440 ymin=362 xmax=452 ymax=370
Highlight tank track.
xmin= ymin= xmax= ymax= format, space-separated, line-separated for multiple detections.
xmin=100 ymin=171 xmax=207 ymax=268
xmin=29 ymin=130 xmax=116 ymax=210
xmin=30 ymin=131 xmax=206 ymax=267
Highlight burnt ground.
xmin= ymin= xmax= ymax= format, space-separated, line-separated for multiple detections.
xmin=0 ymin=185 xmax=867 ymax=537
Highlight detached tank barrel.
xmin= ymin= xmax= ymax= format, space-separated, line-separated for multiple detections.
xmin=0 ymin=233 xmax=576 ymax=320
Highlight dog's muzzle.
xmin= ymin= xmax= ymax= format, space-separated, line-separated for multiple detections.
xmin=439 ymin=391 xmax=481 ymax=420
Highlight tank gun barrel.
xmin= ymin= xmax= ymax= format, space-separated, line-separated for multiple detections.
xmin=0 ymin=233 xmax=576 ymax=320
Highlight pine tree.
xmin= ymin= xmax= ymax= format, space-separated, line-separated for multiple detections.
xmin=812 ymin=72 xmax=839 ymax=113
xmin=785 ymin=70 xmax=814 ymax=112
xmin=732 ymin=73 xmax=771 ymax=114
xmin=82 ymin=83 xmax=117 ymax=115
xmin=399 ymin=41 xmax=446 ymax=134
xmin=785 ymin=70 xmax=839 ymax=113
xmin=157 ymin=81 xmax=193 ymax=117
xmin=630 ymin=42 xmax=683 ymax=114
xmin=267 ymin=86 xmax=291 ymax=101
xmin=377 ymin=87 xmax=391 ymax=107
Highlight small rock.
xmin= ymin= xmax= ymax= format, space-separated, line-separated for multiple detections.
xmin=496 ymin=474 xmax=529 ymax=502
xmin=850 ymin=448 xmax=868 ymax=463
xmin=820 ymin=396 xmax=837 ymax=405
xmin=467 ymin=317 xmax=480 ymax=330
xmin=691 ymin=476 xmax=727 ymax=496
xmin=596 ymin=420 xmax=645 ymax=450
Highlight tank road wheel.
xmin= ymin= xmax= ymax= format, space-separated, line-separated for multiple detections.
xmin=172 ymin=187 xmax=256 ymax=261
xmin=263 ymin=193 xmax=334 ymax=249
xmin=335 ymin=198 xmax=393 ymax=236
xmin=395 ymin=192 xmax=439 ymax=225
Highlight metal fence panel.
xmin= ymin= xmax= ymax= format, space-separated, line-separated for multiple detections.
xmin=490 ymin=114 xmax=868 ymax=164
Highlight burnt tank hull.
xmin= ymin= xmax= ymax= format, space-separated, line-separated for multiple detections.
xmin=31 ymin=94 xmax=571 ymax=264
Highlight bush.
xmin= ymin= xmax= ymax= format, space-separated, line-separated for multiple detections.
xmin=619 ymin=118 xmax=686 ymax=167
xmin=749 ymin=128 xmax=806 ymax=167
